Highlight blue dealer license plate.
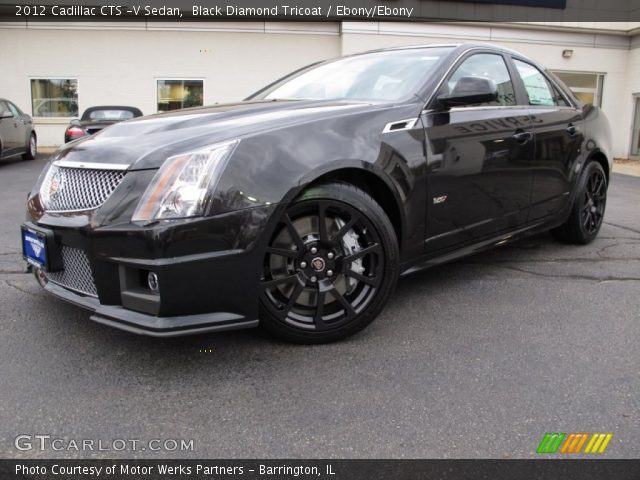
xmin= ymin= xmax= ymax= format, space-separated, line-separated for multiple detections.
xmin=22 ymin=227 xmax=48 ymax=269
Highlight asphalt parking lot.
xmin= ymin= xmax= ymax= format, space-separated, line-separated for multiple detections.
xmin=0 ymin=154 xmax=638 ymax=459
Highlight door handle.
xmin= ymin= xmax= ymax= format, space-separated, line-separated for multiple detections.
xmin=566 ymin=124 xmax=579 ymax=136
xmin=513 ymin=130 xmax=533 ymax=144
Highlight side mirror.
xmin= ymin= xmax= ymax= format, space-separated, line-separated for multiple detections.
xmin=437 ymin=76 xmax=498 ymax=108
xmin=0 ymin=111 xmax=13 ymax=119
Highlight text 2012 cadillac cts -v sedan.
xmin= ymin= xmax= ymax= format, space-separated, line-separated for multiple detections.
xmin=22 ymin=43 xmax=612 ymax=343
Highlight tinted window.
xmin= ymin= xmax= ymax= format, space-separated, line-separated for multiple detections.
xmin=87 ymin=109 xmax=135 ymax=120
xmin=253 ymin=47 xmax=453 ymax=102
xmin=0 ymin=101 xmax=10 ymax=117
xmin=446 ymin=53 xmax=515 ymax=106
xmin=7 ymin=102 xmax=20 ymax=117
xmin=514 ymin=60 xmax=556 ymax=106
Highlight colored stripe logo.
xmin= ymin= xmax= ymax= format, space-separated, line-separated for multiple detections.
xmin=537 ymin=433 xmax=612 ymax=454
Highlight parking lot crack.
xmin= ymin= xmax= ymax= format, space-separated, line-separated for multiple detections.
xmin=469 ymin=263 xmax=640 ymax=283
xmin=471 ymin=256 xmax=640 ymax=264
xmin=604 ymin=221 xmax=640 ymax=236
xmin=5 ymin=279 xmax=34 ymax=295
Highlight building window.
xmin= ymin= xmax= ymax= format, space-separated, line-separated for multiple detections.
xmin=157 ymin=79 xmax=204 ymax=112
xmin=551 ymin=71 xmax=604 ymax=107
xmin=30 ymin=79 xmax=78 ymax=117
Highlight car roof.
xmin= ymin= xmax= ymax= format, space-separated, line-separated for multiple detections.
xmin=361 ymin=42 xmax=545 ymax=70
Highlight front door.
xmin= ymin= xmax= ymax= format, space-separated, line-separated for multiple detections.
xmin=0 ymin=100 xmax=22 ymax=156
xmin=423 ymin=52 xmax=535 ymax=253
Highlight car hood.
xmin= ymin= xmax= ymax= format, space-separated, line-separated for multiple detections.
xmin=54 ymin=99 xmax=391 ymax=170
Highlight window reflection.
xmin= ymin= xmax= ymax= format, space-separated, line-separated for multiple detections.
xmin=157 ymin=79 xmax=204 ymax=112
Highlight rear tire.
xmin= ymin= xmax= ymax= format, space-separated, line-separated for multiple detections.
xmin=259 ymin=182 xmax=399 ymax=344
xmin=22 ymin=133 xmax=36 ymax=160
xmin=551 ymin=161 xmax=607 ymax=244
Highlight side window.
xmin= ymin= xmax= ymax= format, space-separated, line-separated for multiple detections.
xmin=514 ymin=60 xmax=556 ymax=106
xmin=446 ymin=53 xmax=516 ymax=106
xmin=0 ymin=101 xmax=11 ymax=117
xmin=7 ymin=103 xmax=20 ymax=117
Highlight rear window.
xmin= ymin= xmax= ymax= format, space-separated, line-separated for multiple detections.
xmin=87 ymin=109 xmax=136 ymax=120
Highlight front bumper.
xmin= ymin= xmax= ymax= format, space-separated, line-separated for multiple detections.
xmin=24 ymin=203 xmax=278 ymax=337
xmin=44 ymin=281 xmax=258 ymax=337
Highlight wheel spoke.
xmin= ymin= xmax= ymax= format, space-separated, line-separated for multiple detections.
xmin=343 ymin=243 xmax=382 ymax=263
xmin=283 ymin=214 xmax=305 ymax=251
xmin=318 ymin=203 xmax=329 ymax=243
xmin=594 ymin=176 xmax=603 ymax=196
xmin=314 ymin=291 xmax=326 ymax=329
xmin=281 ymin=282 xmax=305 ymax=318
xmin=329 ymin=287 xmax=356 ymax=320
xmin=344 ymin=269 xmax=380 ymax=287
xmin=261 ymin=274 xmax=299 ymax=288
xmin=265 ymin=246 xmax=299 ymax=259
xmin=332 ymin=215 xmax=358 ymax=243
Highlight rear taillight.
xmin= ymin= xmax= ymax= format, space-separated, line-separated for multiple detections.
xmin=66 ymin=126 xmax=85 ymax=138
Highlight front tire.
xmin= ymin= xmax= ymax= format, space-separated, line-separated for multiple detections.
xmin=259 ymin=183 xmax=399 ymax=343
xmin=551 ymin=160 xmax=607 ymax=244
xmin=22 ymin=133 xmax=36 ymax=160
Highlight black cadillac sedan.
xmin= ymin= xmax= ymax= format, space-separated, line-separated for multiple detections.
xmin=22 ymin=43 xmax=612 ymax=343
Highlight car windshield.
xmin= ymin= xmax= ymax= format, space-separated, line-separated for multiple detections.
xmin=86 ymin=109 xmax=136 ymax=120
xmin=251 ymin=47 xmax=454 ymax=102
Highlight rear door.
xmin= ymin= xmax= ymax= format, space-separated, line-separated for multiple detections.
xmin=511 ymin=58 xmax=584 ymax=221
xmin=423 ymin=51 xmax=535 ymax=252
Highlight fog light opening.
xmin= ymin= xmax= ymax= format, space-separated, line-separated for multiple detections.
xmin=147 ymin=271 xmax=160 ymax=294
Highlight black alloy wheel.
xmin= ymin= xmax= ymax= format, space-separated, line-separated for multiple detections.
xmin=551 ymin=160 xmax=607 ymax=244
xmin=259 ymin=183 xmax=399 ymax=343
xmin=581 ymin=168 xmax=606 ymax=235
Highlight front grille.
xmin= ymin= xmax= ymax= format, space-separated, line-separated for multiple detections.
xmin=46 ymin=246 xmax=98 ymax=297
xmin=40 ymin=164 xmax=126 ymax=212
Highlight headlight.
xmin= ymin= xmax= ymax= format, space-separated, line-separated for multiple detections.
xmin=132 ymin=140 xmax=238 ymax=222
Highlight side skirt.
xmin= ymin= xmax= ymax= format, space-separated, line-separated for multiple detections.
xmin=399 ymin=216 xmax=564 ymax=277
